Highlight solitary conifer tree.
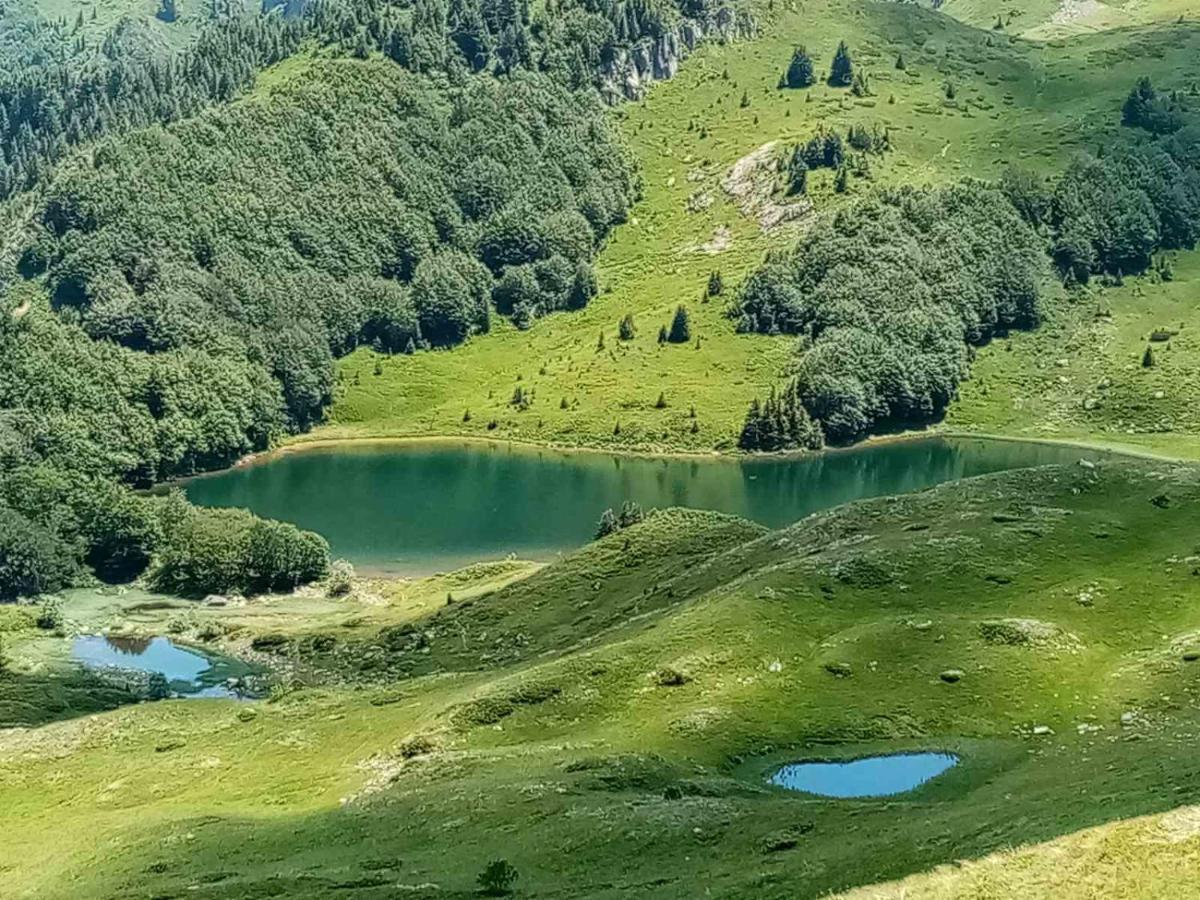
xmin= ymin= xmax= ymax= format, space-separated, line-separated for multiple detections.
xmin=782 ymin=46 xmax=816 ymax=88
xmin=829 ymin=40 xmax=854 ymax=87
xmin=667 ymin=305 xmax=691 ymax=343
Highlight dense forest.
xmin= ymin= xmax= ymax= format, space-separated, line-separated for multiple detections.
xmin=736 ymin=83 xmax=1200 ymax=449
xmin=0 ymin=0 xmax=732 ymax=600
xmin=0 ymin=0 xmax=742 ymax=200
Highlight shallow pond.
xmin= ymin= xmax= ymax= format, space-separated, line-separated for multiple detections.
xmin=769 ymin=752 xmax=960 ymax=798
xmin=185 ymin=436 xmax=1101 ymax=575
xmin=71 ymin=635 xmax=257 ymax=699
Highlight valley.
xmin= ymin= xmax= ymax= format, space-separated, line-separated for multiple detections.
xmin=2 ymin=0 xmax=1200 ymax=897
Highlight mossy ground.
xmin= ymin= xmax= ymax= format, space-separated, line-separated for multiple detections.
xmin=6 ymin=460 xmax=1200 ymax=897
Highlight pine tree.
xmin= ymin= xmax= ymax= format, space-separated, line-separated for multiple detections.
xmin=895 ymin=52 xmax=905 ymax=71
xmin=1142 ymin=346 xmax=1155 ymax=368
xmin=657 ymin=324 xmax=668 ymax=344
xmin=654 ymin=392 xmax=667 ymax=409
xmin=706 ymin=270 xmax=723 ymax=297
xmin=829 ymin=40 xmax=854 ymax=87
xmin=787 ymin=154 xmax=808 ymax=196
xmin=597 ymin=330 xmax=605 ymax=351
xmin=596 ymin=508 xmax=618 ymax=538
xmin=667 ymin=305 xmax=691 ymax=343
xmin=618 ymin=313 xmax=636 ymax=341
xmin=782 ymin=46 xmax=816 ymax=89
xmin=834 ymin=166 xmax=849 ymax=194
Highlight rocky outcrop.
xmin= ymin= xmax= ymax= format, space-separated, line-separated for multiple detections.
xmin=598 ymin=8 xmax=756 ymax=104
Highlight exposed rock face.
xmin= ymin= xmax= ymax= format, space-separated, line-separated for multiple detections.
xmin=598 ymin=9 xmax=756 ymax=103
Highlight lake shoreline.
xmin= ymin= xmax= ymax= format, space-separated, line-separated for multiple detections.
xmin=216 ymin=426 xmax=1185 ymax=476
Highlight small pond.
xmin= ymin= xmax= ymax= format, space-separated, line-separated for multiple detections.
xmin=71 ymin=635 xmax=259 ymax=699
xmin=769 ymin=752 xmax=960 ymax=798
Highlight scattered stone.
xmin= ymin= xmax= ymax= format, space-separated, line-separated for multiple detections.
xmin=1183 ymin=650 xmax=1200 ymax=662
xmin=1077 ymin=458 xmax=1096 ymax=470
xmin=1082 ymin=397 xmax=1099 ymax=411
xmin=768 ymin=659 xmax=783 ymax=673
xmin=1120 ymin=711 xmax=1137 ymax=728
xmin=654 ymin=667 xmax=691 ymax=687
xmin=823 ymin=662 xmax=853 ymax=678
xmin=1032 ymin=725 xmax=1053 ymax=736
xmin=939 ymin=669 xmax=965 ymax=683
xmin=1151 ymin=494 xmax=1171 ymax=509
xmin=1076 ymin=723 xmax=1103 ymax=735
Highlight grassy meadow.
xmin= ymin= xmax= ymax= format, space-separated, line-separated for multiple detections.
xmin=5 ymin=460 xmax=1200 ymax=896
xmin=9 ymin=2 xmax=1200 ymax=898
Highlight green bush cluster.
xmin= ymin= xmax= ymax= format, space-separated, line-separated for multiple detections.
xmin=735 ymin=181 xmax=1044 ymax=443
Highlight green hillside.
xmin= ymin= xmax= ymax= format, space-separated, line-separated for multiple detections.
xmin=6 ymin=459 xmax=1200 ymax=897
xmin=321 ymin=0 xmax=1200 ymax=456
xmin=5 ymin=0 xmax=1200 ymax=897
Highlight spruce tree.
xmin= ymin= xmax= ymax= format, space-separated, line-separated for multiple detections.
xmin=782 ymin=46 xmax=816 ymax=89
xmin=787 ymin=155 xmax=808 ymax=196
xmin=619 ymin=313 xmax=636 ymax=341
xmin=667 ymin=305 xmax=691 ymax=343
xmin=706 ymin=270 xmax=724 ymax=297
xmin=829 ymin=40 xmax=854 ymax=87
xmin=596 ymin=508 xmax=618 ymax=538
xmin=1142 ymin=346 xmax=1155 ymax=368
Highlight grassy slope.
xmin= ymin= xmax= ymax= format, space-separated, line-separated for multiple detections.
xmin=312 ymin=0 xmax=1200 ymax=457
xmin=947 ymin=241 xmax=1200 ymax=459
xmin=836 ymin=806 xmax=1200 ymax=899
xmin=7 ymin=459 xmax=1200 ymax=897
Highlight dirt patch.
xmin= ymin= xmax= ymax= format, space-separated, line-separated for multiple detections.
xmin=688 ymin=224 xmax=731 ymax=254
xmin=1050 ymin=0 xmax=1106 ymax=25
xmin=722 ymin=142 xmax=812 ymax=232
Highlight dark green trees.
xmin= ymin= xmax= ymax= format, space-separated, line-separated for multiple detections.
xmin=787 ymin=155 xmax=808 ymax=196
xmin=829 ymin=41 xmax=854 ymax=87
xmin=477 ymin=859 xmax=519 ymax=896
xmin=739 ymin=382 xmax=824 ymax=452
xmin=0 ymin=506 xmax=78 ymax=601
xmin=1122 ymin=77 xmax=1184 ymax=134
xmin=706 ymin=270 xmax=724 ymax=297
xmin=782 ymin=46 xmax=815 ymax=88
xmin=667 ymin=305 xmax=692 ymax=343
xmin=595 ymin=501 xmax=645 ymax=538
xmin=734 ymin=181 xmax=1046 ymax=444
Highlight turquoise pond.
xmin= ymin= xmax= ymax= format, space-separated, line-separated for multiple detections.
xmin=769 ymin=753 xmax=961 ymax=798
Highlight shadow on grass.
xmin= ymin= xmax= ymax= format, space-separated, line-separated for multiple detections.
xmin=0 ymin=668 xmax=139 ymax=728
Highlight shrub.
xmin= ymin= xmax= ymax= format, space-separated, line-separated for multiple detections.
xmin=477 ymin=859 xmax=519 ymax=896
xmin=0 ymin=506 xmax=78 ymax=602
xmin=327 ymin=559 xmax=355 ymax=597
xmin=146 ymin=672 xmax=171 ymax=701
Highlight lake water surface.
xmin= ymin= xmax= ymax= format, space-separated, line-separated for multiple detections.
xmin=71 ymin=635 xmax=257 ymax=698
xmin=185 ymin=436 xmax=1099 ymax=575
xmin=769 ymin=752 xmax=960 ymax=797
